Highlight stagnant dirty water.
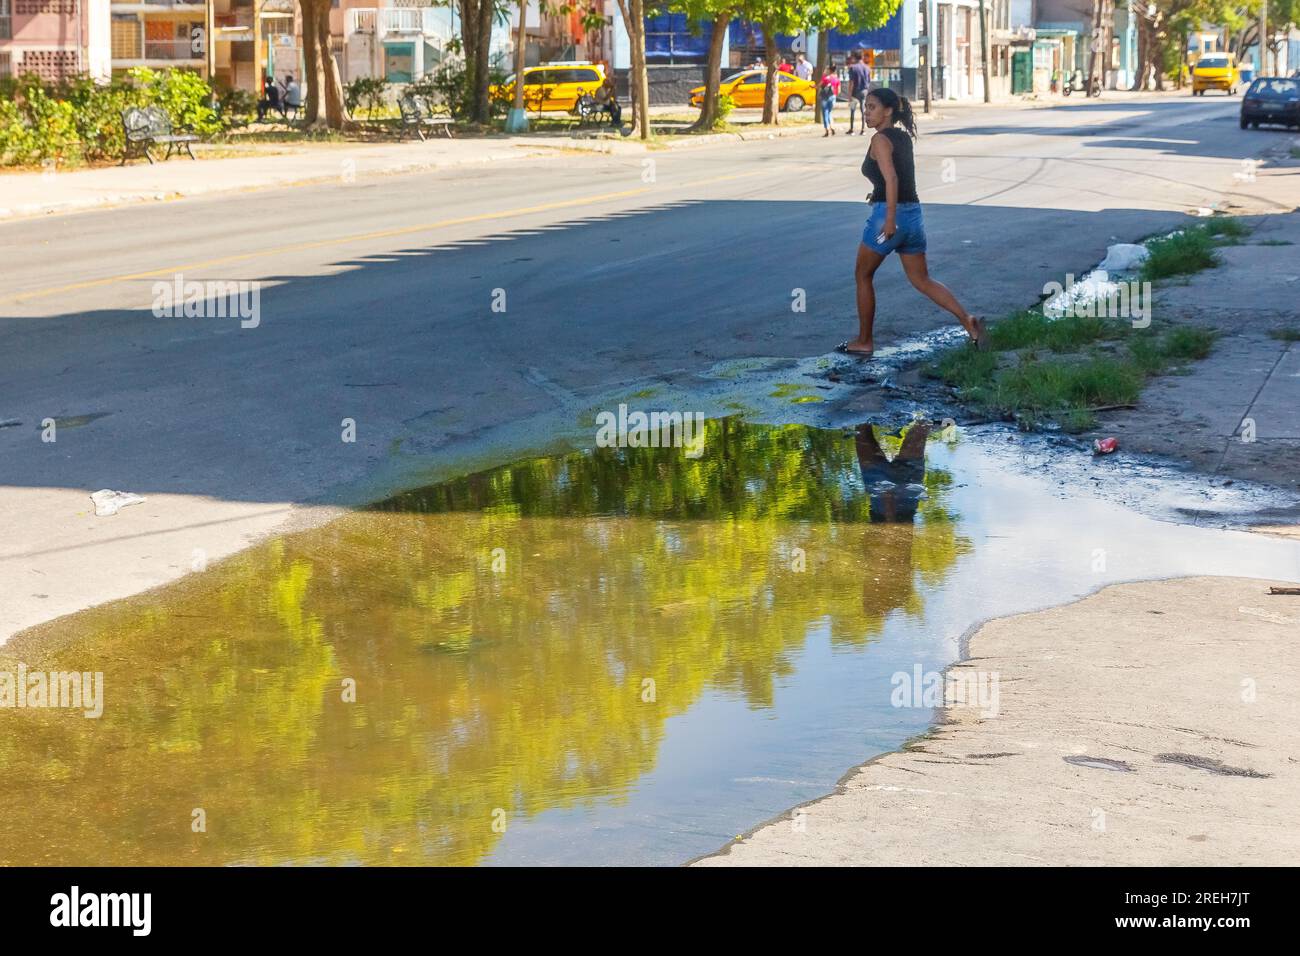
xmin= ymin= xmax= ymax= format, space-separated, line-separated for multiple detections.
xmin=2 ymin=418 xmax=1298 ymax=866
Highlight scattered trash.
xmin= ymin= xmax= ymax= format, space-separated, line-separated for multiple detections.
xmin=1097 ymin=243 xmax=1150 ymax=272
xmin=1194 ymin=207 xmax=1215 ymax=217
xmin=90 ymin=489 xmax=145 ymax=517
xmin=1093 ymin=437 xmax=1119 ymax=455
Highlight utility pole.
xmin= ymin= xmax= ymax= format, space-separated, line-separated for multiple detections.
xmin=253 ymin=0 xmax=263 ymax=98
xmin=978 ymin=0 xmax=991 ymax=103
xmin=920 ymin=0 xmax=931 ymax=113
xmin=1259 ymin=0 xmax=1268 ymax=75
xmin=1088 ymin=0 xmax=1103 ymax=95
xmin=205 ymin=0 xmax=215 ymax=83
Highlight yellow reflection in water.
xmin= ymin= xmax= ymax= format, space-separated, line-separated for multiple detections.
xmin=0 ymin=421 xmax=968 ymax=865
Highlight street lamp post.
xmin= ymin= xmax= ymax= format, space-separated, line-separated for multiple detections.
xmin=920 ymin=0 xmax=931 ymax=113
xmin=978 ymin=0 xmax=990 ymax=103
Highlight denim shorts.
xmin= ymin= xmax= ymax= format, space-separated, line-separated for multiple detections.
xmin=862 ymin=202 xmax=927 ymax=256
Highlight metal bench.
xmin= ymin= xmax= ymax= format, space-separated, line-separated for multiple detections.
xmin=398 ymin=94 xmax=454 ymax=140
xmin=573 ymin=92 xmax=612 ymax=126
xmin=121 ymin=106 xmax=199 ymax=165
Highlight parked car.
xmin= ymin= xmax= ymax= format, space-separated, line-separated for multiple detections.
xmin=1240 ymin=76 xmax=1300 ymax=129
xmin=689 ymin=70 xmax=818 ymax=112
xmin=1192 ymin=53 xmax=1239 ymax=95
xmin=490 ymin=62 xmax=607 ymax=112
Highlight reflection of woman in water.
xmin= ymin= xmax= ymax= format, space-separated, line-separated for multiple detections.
xmin=855 ymin=419 xmax=929 ymax=522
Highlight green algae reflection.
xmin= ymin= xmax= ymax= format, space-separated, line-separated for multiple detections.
xmin=0 ymin=419 xmax=969 ymax=865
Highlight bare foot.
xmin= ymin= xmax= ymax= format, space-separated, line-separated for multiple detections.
xmin=965 ymin=316 xmax=990 ymax=351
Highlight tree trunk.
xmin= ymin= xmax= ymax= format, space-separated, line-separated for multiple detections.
xmin=691 ymin=12 xmax=731 ymax=131
xmin=474 ymin=0 xmax=493 ymax=123
xmin=459 ymin=0 xmax=493 ymax=124
xmin=761 ymin=25 xmax=779 ymax=125
xmin=615 ymin=0 xmax=650 ymax=139
xmin=1131 ymin=15 xmax=1151 ymax=91
xmin=814 ymin=28 xmax=830 ymax=83
xmin=301 ymin=0 xmax=321 ymax=124
xmin=316 ymin=2 xmax=349 ymax=129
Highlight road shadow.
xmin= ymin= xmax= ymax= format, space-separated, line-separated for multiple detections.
xmin=0 ymin=197 xmax=1196 ymax=507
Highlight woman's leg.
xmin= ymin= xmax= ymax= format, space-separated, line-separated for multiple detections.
xmin=848 ymin=244 xmax=885 ymax=353
xmin=898 ymin=252 xmax=982 ymax=341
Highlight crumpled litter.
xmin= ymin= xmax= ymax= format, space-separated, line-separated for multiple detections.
xmin=1097 ymin=243 xmax=1150 ymax=273
xmin=90 ymin=489 xmax=145 ymax=517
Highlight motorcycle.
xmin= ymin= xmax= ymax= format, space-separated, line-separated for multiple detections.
xmin=1061 ymin=70 xmax=1101 ymax=97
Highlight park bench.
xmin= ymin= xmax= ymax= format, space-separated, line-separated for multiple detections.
xmin=121 ymin=106 xmax=199 ymax=165
xmin=573 ymin=91 xmax=614 ymax=127
xmin=398 ymin=94 xmax=454 ymax=140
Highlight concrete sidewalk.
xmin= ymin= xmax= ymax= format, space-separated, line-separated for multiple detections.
xmin=0 ymin=121 xmax=834 ymax=222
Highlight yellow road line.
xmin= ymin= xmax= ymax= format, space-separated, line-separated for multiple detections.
xmin=12 ymin=169 xmax=767 ymax=304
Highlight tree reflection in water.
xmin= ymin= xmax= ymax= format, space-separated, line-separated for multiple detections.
xmin=0 ymin=418 xmax=969 ymax=866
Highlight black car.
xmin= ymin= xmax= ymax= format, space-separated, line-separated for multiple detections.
xmin=1240 ymin=76 xmax=1300 ymax=128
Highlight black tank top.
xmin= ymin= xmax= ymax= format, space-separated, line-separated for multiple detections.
xmin=861 ymin=127 xmax=919 ymax=204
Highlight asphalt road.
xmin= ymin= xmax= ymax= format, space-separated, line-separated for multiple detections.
xmin=0 ymin=92 xmax=1282 ymax=637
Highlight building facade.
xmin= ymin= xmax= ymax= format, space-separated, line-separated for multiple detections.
xmin=0 ymin=0 xmax=112 ymax=82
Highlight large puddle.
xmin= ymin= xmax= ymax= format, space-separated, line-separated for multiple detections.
xmin=2 ymin=418 xmax=1298 ymax=866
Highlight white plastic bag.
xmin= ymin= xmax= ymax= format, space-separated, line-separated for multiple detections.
xmin=90 ymin=489 xmax=145 ymax=517
xmin=1097 ymin=243 xmax=1150 ymax=273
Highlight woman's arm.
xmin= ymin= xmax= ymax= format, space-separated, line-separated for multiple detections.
xmin=871 ymin=132 xmax=899 ymax=236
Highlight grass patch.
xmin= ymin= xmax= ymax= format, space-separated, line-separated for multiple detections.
xmin=989 ymin=309 xmax=1122 ymax=352
xmin=927 ymin=316 xmax=1217 ymax=432
xmin=1200 ymin=217 xmax=1249 ymax=240
xmin=1269 ymin=327 xmax=1300 ymax=342
xmin=1142 ymin=228 xmax=1220 ymax=280
xmin=1140 ymin=218 xmax=1248 ymax=281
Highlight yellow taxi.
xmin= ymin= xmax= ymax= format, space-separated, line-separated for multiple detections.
xmin=689 ymin=70 xmax=819 ymax=112
xmin=1192 ymin=53 xmax=1238 ymax=95
xmin=490 ymin=62 xmax=607 ymax=112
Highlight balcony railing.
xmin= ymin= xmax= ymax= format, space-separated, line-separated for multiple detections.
xmin=348 ymin=8 xmax=443 ymax=35
xmin=143 ymin=39 xmax=202 ymax=61
xmin=383 ymin=8 xmax=439 ymax=33
xmin=349 ymin=8 xmax=377 ymax=34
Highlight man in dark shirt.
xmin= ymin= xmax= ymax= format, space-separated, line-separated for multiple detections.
xmin=847 ymin=53 xmax=872 ymax=135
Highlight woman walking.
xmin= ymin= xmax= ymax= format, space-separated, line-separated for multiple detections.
xmin=837 ymin=88 xmax=986 ymax=357
xmin=819 ymin=68 xmax=840 ymax=136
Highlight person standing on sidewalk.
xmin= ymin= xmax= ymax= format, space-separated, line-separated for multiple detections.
xmin=794 ymin=53 xmax=813 ymax=81
xmin=819 ymin=68 xmax=841 ymax=136
xmin=838 ymin=88 xmax=986 ymax=357
xmin=847 ymin=53 xmax=872 ymax=135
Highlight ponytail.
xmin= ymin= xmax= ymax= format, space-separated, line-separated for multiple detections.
xmin=896 ymin=95 xmax=918 ymax=139
xmin=867 ymin=87 xmax=918 ymax=139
